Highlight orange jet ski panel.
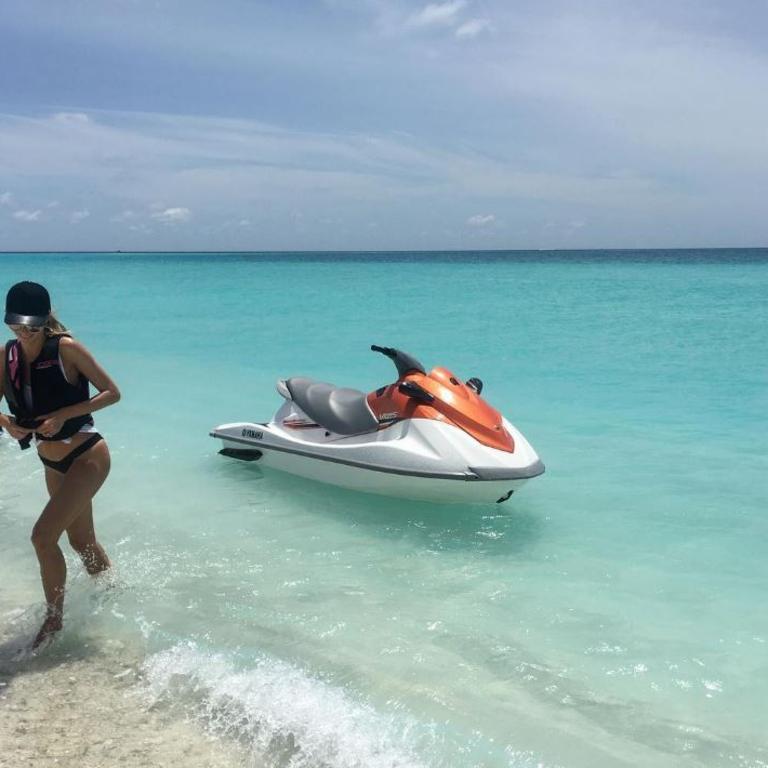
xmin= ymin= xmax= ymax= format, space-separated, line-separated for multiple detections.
xmin=368 ymin=366 xmax=515 ymax=453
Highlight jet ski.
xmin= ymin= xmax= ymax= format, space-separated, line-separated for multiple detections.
xmin=211 ymin=346 xmax=544 ymax=504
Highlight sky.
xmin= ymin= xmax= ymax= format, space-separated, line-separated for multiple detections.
xmin=1 ymin=0 xmax=767 ymax=251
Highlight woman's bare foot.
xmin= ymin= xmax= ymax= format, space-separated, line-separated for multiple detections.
xmin=32 ymin=610 xmax=63 ymax=649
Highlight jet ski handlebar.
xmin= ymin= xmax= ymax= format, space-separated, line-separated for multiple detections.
xmin=371 ymin=345 xmax=426 ymax=378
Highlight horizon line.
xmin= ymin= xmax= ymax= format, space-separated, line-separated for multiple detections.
xmin=1 ymin=246 xmax=767 ymax=255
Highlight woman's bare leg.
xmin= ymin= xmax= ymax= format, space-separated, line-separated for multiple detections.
xmin=45 ymin=467 xmax=111 ymax=574
xmin=32 ymin=442 xmax=111 ymax=647
xmin=66 ymin=502 xmax=111 ymax=575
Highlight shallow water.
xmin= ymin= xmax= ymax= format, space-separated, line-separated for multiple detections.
xmin=1 ymin=250 xmax=767 ymax=767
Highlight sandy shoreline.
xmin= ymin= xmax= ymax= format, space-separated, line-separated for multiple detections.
xmin=0 ymin=621 xmax=247 ymax=768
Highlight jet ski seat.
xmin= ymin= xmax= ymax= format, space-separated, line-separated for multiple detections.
xmin=281 ymin=377 xmax=379 ymax=435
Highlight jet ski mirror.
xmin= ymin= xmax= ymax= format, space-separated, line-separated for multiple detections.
xmin=467 ymin=377 xmax=484 ymax=395
xmin=371 ymin=345 xmax=426 ymax=378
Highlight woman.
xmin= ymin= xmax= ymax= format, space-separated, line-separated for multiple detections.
xmin=0 ymin=281 xmax=120 ymax=648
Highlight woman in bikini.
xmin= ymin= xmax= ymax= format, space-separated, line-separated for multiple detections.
xmin=0 ymin=281 xmax=121 ymax=648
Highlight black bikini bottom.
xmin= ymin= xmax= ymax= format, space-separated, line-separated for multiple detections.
xmin=39 ymin=434 xmax=104 ymax=475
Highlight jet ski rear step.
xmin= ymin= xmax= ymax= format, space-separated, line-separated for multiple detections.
xmin=219 ymin=448 xmax=262 ymax=462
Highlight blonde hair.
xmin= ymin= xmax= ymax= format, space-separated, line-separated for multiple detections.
xmin=43 ymin=311 xmax=71 ymax=338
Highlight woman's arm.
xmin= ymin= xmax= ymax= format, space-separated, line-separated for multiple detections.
xmin=41 ymin=337 xmax=121 ymax=426
xmin=0 ymin=347 xmax=30 ymax=437
xmin=0 ymin=348 xmax=7 ymax=429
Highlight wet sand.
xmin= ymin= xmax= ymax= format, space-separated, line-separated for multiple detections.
xmin=0 ymin=619 xmax=247 ymax=768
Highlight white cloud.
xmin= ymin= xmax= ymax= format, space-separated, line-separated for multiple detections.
xmin=70 ymin=209 xmax=91 ymax=224
xmin=128 ymin=222 xmax=152 ymax=233
xmin=467 ymin=213 xmax=495 ymax=226
xmin=111 ymin=210 xmax=137 ymax=223
xmin=13 ymin=209 xmax=43 ymax=222
xmin=455 ymin=18 xmax=490 ymax=38
xmin=151 ymin=206 xmax=192 ymax=224
xmin=52 ymin=112 xmax=91 ymax=124
xmin=501 ymin=12 xmax=768 ymax=169
xmin=406 ymin=1 xmax=466 ymax=29
xmin=0 ymin=192 xmax=13 ymax=206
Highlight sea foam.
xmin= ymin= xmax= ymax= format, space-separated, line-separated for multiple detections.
xmin=142 ymin=642 xmax=434 ymax=768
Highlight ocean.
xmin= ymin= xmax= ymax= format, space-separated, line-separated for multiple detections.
xmin=1 ymin=250 xmax=766 ymax=767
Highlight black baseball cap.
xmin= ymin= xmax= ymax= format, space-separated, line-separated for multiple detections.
xmin=5 ymin=281 xmax=51 ymax=326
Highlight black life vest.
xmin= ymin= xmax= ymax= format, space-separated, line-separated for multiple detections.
xmin=3 ymin=336 xmax=94 ymax=447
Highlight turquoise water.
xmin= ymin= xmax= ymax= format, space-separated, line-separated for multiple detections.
xmin=1 ymin=251 xmax=766 ymax=767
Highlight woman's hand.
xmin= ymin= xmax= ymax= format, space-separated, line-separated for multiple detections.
xmin=3 ymin=417 xmax=32 ymax=441
xmin=37 ymin=414 xmax=65 ymax=438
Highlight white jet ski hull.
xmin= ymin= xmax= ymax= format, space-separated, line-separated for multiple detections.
xmin=212 ymin=408 xmax=544 ymax=504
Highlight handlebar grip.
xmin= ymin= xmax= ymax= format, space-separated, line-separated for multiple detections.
xmin=371 ymin=345 xmax=427 ymax=376
xmin=398 ymin=380 xmax=435 ymax=403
